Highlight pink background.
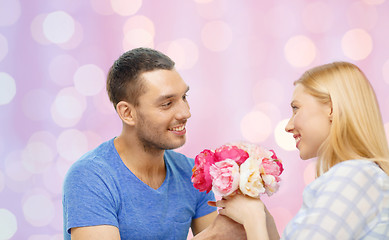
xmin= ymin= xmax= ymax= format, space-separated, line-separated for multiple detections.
xmin=1 ymin=0 xmax=389 ymax=239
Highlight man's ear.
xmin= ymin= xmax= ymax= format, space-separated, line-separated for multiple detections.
xmin=116 ymin=101 xmax=136 ymax=126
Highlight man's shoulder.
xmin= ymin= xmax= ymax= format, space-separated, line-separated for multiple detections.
xmin=65 ymin=138 xmax=116 ymax=179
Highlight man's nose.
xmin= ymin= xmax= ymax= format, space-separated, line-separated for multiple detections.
xmin=177 ymin=101 xmax=191 ymax=120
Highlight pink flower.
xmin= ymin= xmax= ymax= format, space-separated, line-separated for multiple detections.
xmin=260 ymin=159 xmax=283 ymax=182
xmin=191 ymin=150 xmax=215 ymax=193
xmin=209 ymin=159 xmax=240 ymax=197
xmin=269 ymin=149 xmax=278 ymax=159
xmin=239 ymin=157 xmax=265 ymax=198
xmin=269 ymin=150 xmax=284 ymax=176
xmin=232 ymin=143 xmax=273 ymax=160
xmin=275 ymin=160 xmax=284 ymax=175
xmin=191 ymin=142 xmax=283 ymax=198
xmin=214 ymin=145 xmax=249 ymax=165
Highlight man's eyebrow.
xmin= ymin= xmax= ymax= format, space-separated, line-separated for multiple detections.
xmin=155 ymin=86 xmax=190 ymax=102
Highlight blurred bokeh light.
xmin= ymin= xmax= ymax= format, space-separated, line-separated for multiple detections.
xmin=1 ymin=0 xmax=389 ymax=239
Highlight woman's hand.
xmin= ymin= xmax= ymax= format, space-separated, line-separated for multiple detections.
xmin=212 ymin=193 xmax=273 ymax=240
xmin=215 ymin=192 xmax=266 ymax=225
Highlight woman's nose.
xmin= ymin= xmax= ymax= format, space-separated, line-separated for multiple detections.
xmin=285 ymin=118 xmax=293 ymax=133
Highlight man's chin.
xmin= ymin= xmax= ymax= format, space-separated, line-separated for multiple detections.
xmin=165 ymin=139 xmax=186 ymax=150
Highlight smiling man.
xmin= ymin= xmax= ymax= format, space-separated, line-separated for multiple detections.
xmin=62 ymin=48 xmax=217 ymax=240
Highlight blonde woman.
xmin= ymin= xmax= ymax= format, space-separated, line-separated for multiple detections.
xmin=215 ymin=62 xmax=389 ymax=239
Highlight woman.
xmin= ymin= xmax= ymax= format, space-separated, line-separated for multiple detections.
xmin=216 ymin=62 xmax=389 ymax=239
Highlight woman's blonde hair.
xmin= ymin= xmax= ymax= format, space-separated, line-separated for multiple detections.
xmin=295 ymin=61 xmax=389 ymax=176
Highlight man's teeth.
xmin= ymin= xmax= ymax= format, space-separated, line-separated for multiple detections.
xmin=295 ymin=137 xmax=301 ymax=143
xmin=170 ymin=125 xmax=185 ymax=131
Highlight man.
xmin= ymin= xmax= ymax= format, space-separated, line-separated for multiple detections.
xmin=62 ymin=48 xmax=217 ymax=239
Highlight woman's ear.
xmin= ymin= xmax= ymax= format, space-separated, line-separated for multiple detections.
xmin=116 ymin=101 xmax=136 ymax=126
xmin=328 ymin=105 xmax=333 ymax=122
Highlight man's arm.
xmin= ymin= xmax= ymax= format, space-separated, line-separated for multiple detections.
xmin=192 ymin=214 xmax=247 ymax=240
xmin=70 ymin=225 xmax=120 ymax=240
xmin=191 ymin=211 xmax=218 ymax=235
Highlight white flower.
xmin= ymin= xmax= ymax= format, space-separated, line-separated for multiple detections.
xmin=262 ymin=175 xmax=279 ymax=196
xmin=239 ymin=157 xmax=265 ymax=198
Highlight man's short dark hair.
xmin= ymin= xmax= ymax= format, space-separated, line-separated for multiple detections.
xmin=106 ymin=47 xmax=175 ymax=109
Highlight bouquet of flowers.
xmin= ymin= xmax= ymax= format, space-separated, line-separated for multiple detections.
xmin=191 ymin=143 xmax=283 ymax=198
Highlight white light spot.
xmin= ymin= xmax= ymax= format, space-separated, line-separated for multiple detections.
xmin=284 ymin=35 xmax=317 ymax=68
xmin=123 ymin=15 xmax=155 ymax=36
xmin=54 ymin=94 xmax=83 ymax=118
xmin=58 ymin=20 xmax=84 ymax=50
xmin=275 ymin=119 xmax=296 ymax=151
xmin=28 ymin=131 xmax=57 ymax=152
xmin=0 ymin=34 xmax=8 ymax=62
xmin=342 ymin=29 xmax=373 ymax=60
xmin=240 ymin=111 xmax=272 ymax=143
xmin=0 ymin=0 xmax=21 ymax=26
xmin=51 ymin=87 xmax=87 ymax=127
xmin=90 ymin=0 xmax=114 ymax=15
xmin=74 ymin=64 xmax=105 ymax=96
xmin=43 ymin=11 xmax=75 ymax=44
xmin=22 ymin=193 xmax=55 ymax=227
xmin=5 ymin=151 xmax=32 ymax=182
xmin=162 ymin=38 xmax=199 ymax=70
xmin=123 ymin=28 xmax=154 ymax=51
xmin=111 ymin=0 xmax=142 ymax=16
xmin=57 ymin=129 xmax=88 ymax=162
xmin=0 ymin=209 xmax=17 ymax=239
xmin=201 ymin=21 xmax=233 ymax=52
xmin=0 ymin=72 xmax=16 ymax=105
xmin=30 ymin=14 xmax=51 ymax=45
xmin=49 ymin=54 xmax=79 ymax=86
xmin=21 ymin=141 xmax=54 ymax=174
xmin=122 ymin=15 xmax=155 ymax=51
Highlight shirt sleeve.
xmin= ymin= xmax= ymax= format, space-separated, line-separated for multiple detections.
xmin=63 ymin=158 xmax=119 ymax=234
xmin=193 ymin=189 xmax=217 ymax=219
xmin=283 ymin=161 xmax=384 ymax=239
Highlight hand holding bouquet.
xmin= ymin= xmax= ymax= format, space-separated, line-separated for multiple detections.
xmin=191 ymin=143 xmax=283 ymax=198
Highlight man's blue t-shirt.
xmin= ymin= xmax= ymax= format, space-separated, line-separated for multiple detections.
xmin=62 ymin=138 xmax=216 ymax=240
